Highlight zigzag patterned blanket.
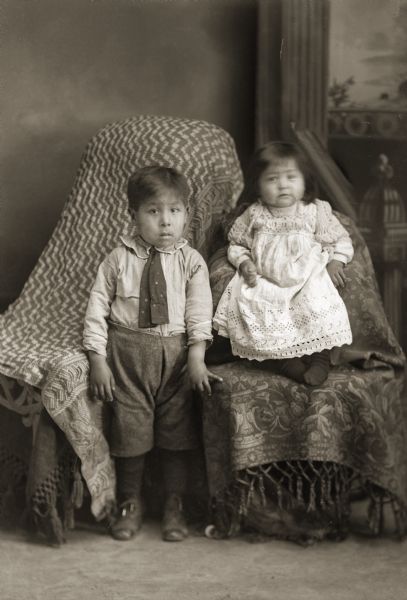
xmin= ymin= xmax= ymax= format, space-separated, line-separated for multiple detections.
xmin=0 ymin=115 xmax=243 ymax=519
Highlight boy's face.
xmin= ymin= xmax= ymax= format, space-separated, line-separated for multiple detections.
xmin=130 ymin=190 xmax=188 ymax=250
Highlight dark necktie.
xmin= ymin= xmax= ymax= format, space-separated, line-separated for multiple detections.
xmin=138 ymin=248 xmax=169 ymax=328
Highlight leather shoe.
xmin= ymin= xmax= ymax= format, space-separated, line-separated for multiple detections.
xmin=110 ymin=497 xmax=143 ymax=541
xmin=161 ymin=493 xmax=188 ymax=542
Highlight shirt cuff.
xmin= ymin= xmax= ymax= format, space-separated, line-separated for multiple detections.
xmin=83 ymin=341 xmax=107 ymax=357
xmin=187 ymin=322 xmax=213 ymax=347
xmin=233 ymin=254 xmax=252 ymax=269
xmin=333 ymin=252 xmax=349 ymax=264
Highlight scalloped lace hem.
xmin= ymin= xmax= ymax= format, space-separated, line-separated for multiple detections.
xmin=216 ymin=330 xmax=352 ymax=360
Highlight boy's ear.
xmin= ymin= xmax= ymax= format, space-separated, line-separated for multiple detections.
xmin=128 ymin=207 xmax=137 ymax=221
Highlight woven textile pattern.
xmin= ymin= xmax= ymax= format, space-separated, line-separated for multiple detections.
xmin=206 ymin=211 xmax=407 ymax=523
xmin=0 ymin=115 xmax=243 ymax=519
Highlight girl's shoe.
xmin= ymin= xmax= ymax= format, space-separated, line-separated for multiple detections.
xmin=110 ymin=497 xmax=143 ymax=541
xmin=161 ymin=493 xmax=188 ymax=542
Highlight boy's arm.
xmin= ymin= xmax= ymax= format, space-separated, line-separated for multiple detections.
xmin=83 ymin=252 xmax=118 ymax=356
xmin=185 ymin=254 xmax=222 ymax=395
xmin=88 ymin=350 xmax=116 ymax=402
xmin=184 ymin=257 xmax=213 ymax=348
xmin=83 ymin=252 xmax=118 ymax=401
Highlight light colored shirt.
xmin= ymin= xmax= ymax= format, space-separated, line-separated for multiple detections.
xmin=83 ymin=236 xmax=213 ymax=357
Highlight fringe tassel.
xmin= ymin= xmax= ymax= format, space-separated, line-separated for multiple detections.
xmin=210 ymin=461 xmax=407 ymax=541
xmin=296 ymin=475 xmax=304 ymax=505
xmin=30 ymin=450 xmax=77 ymax=546
xmin=32 ymin=503 xmax=66 ymax=546
xmin=71 ymin=469 xmax=84 ymax=509
xmin=64 ymin=504 xmax=75 ymax=531
xmin=258 ymin=474 xmax=266 ymax=506
xmin=276 ymin=483 xmax=283 ymax=509
xmin=49 ymin=505 xmax=66 ymax=545
xmin=367 ymin=496 xmax=382 ymax=536
xmin=320 ymin=476 xmax=328 ymax=509
xmin=308 ymin=481 xmax=316 ymax=512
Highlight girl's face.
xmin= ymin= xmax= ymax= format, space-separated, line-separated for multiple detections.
xmin=129 ymin=189 xmax=188 ymax=249
xmin=258 ymin=158 xmax=305 ymax=209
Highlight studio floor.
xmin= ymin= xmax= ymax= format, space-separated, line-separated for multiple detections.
xmin=2 ymin=500 xmax=407 ymax=600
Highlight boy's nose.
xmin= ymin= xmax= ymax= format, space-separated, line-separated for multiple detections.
xmin=160 ymin=213 xmax=171 ymax=226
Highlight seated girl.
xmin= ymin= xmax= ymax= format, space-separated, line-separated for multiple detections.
xmin=213 ymin=141 xmax=354 ymax=386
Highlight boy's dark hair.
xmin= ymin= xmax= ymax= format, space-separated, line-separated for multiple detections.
xmin=127 ymin=166 xmax=190 ymax=211
xmin=224 ymin=141 xmax=318 ymax=235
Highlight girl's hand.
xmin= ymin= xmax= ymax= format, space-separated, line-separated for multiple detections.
xmin=240 ymin=259 xmax=258 ymax=287
xmin=327 ymin=259 xmax=346 ymax=288
xmin=188 ymin=358 xmax=223 ymax=395
xmin=88 ymin=352 xmax=116 ymax=402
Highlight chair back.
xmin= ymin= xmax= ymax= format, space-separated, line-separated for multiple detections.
xmin=0 ymin=115 xmax=243 ymax=386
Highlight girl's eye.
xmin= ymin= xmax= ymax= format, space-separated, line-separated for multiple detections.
xmin=171 ymin=207 xmax=181 ymax=213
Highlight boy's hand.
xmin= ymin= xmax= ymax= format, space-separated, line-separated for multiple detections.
xmin=327 ymin=259 xmax=346 ymax=288
xmin=187 ymin=341 xmax=223 ymax=396
xmin=88 ymin=352 xmax=116 ymax=402
xmin=240 ymin=259 xmax=257 ymax=287
xmin=188 ymin=359 xmax=223 ymax=396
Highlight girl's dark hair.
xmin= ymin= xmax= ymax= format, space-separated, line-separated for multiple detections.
xmin=127 ymin=165 xmax=189 ymax=211
xmin=225 ymin=141 xmax=318 ymax=233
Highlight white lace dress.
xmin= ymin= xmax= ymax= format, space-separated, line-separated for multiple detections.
xmin=213 ymin=199 xmax=354 ymax=360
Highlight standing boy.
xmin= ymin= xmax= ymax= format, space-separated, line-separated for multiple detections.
xmin=83 ymin=166 xmax=221 ymax=541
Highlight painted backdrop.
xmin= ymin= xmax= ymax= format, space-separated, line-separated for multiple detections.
xmin=0 ymin=0 xmax=256 ymax=310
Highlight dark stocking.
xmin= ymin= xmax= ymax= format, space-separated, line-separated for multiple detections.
xmin=160 ymin=449 xmax=190 ymax=541
xmin=304 ymin=350 xmax=330 ymax=386
xmin=160 ymin=449 xmax=190 ymax=496
xmin=275 ymin=357 xmax=307 ymax=383
xmin=115 ymin=454 xmax=145 ymax=504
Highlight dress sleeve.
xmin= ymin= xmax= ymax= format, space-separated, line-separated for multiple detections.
xmin=83 ymin=250 xmax=119 ymax=356
xmin=227 ymin=205 xmax=256 ymax=269
xmin=185 ymin=252 xmax=213 ymax=346
xmin=315 ymin=199 xmax=354 ymax=264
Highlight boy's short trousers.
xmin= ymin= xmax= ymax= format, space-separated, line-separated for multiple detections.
xmin=106 ymin=323 xmax=199 ymax=457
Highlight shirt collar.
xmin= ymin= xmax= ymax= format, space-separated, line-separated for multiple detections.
xmin=119 ymin=235 xmax=188 ymax=258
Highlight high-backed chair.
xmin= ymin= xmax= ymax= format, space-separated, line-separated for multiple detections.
xmin=0 ymin=115 xmax=243 ymax=543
